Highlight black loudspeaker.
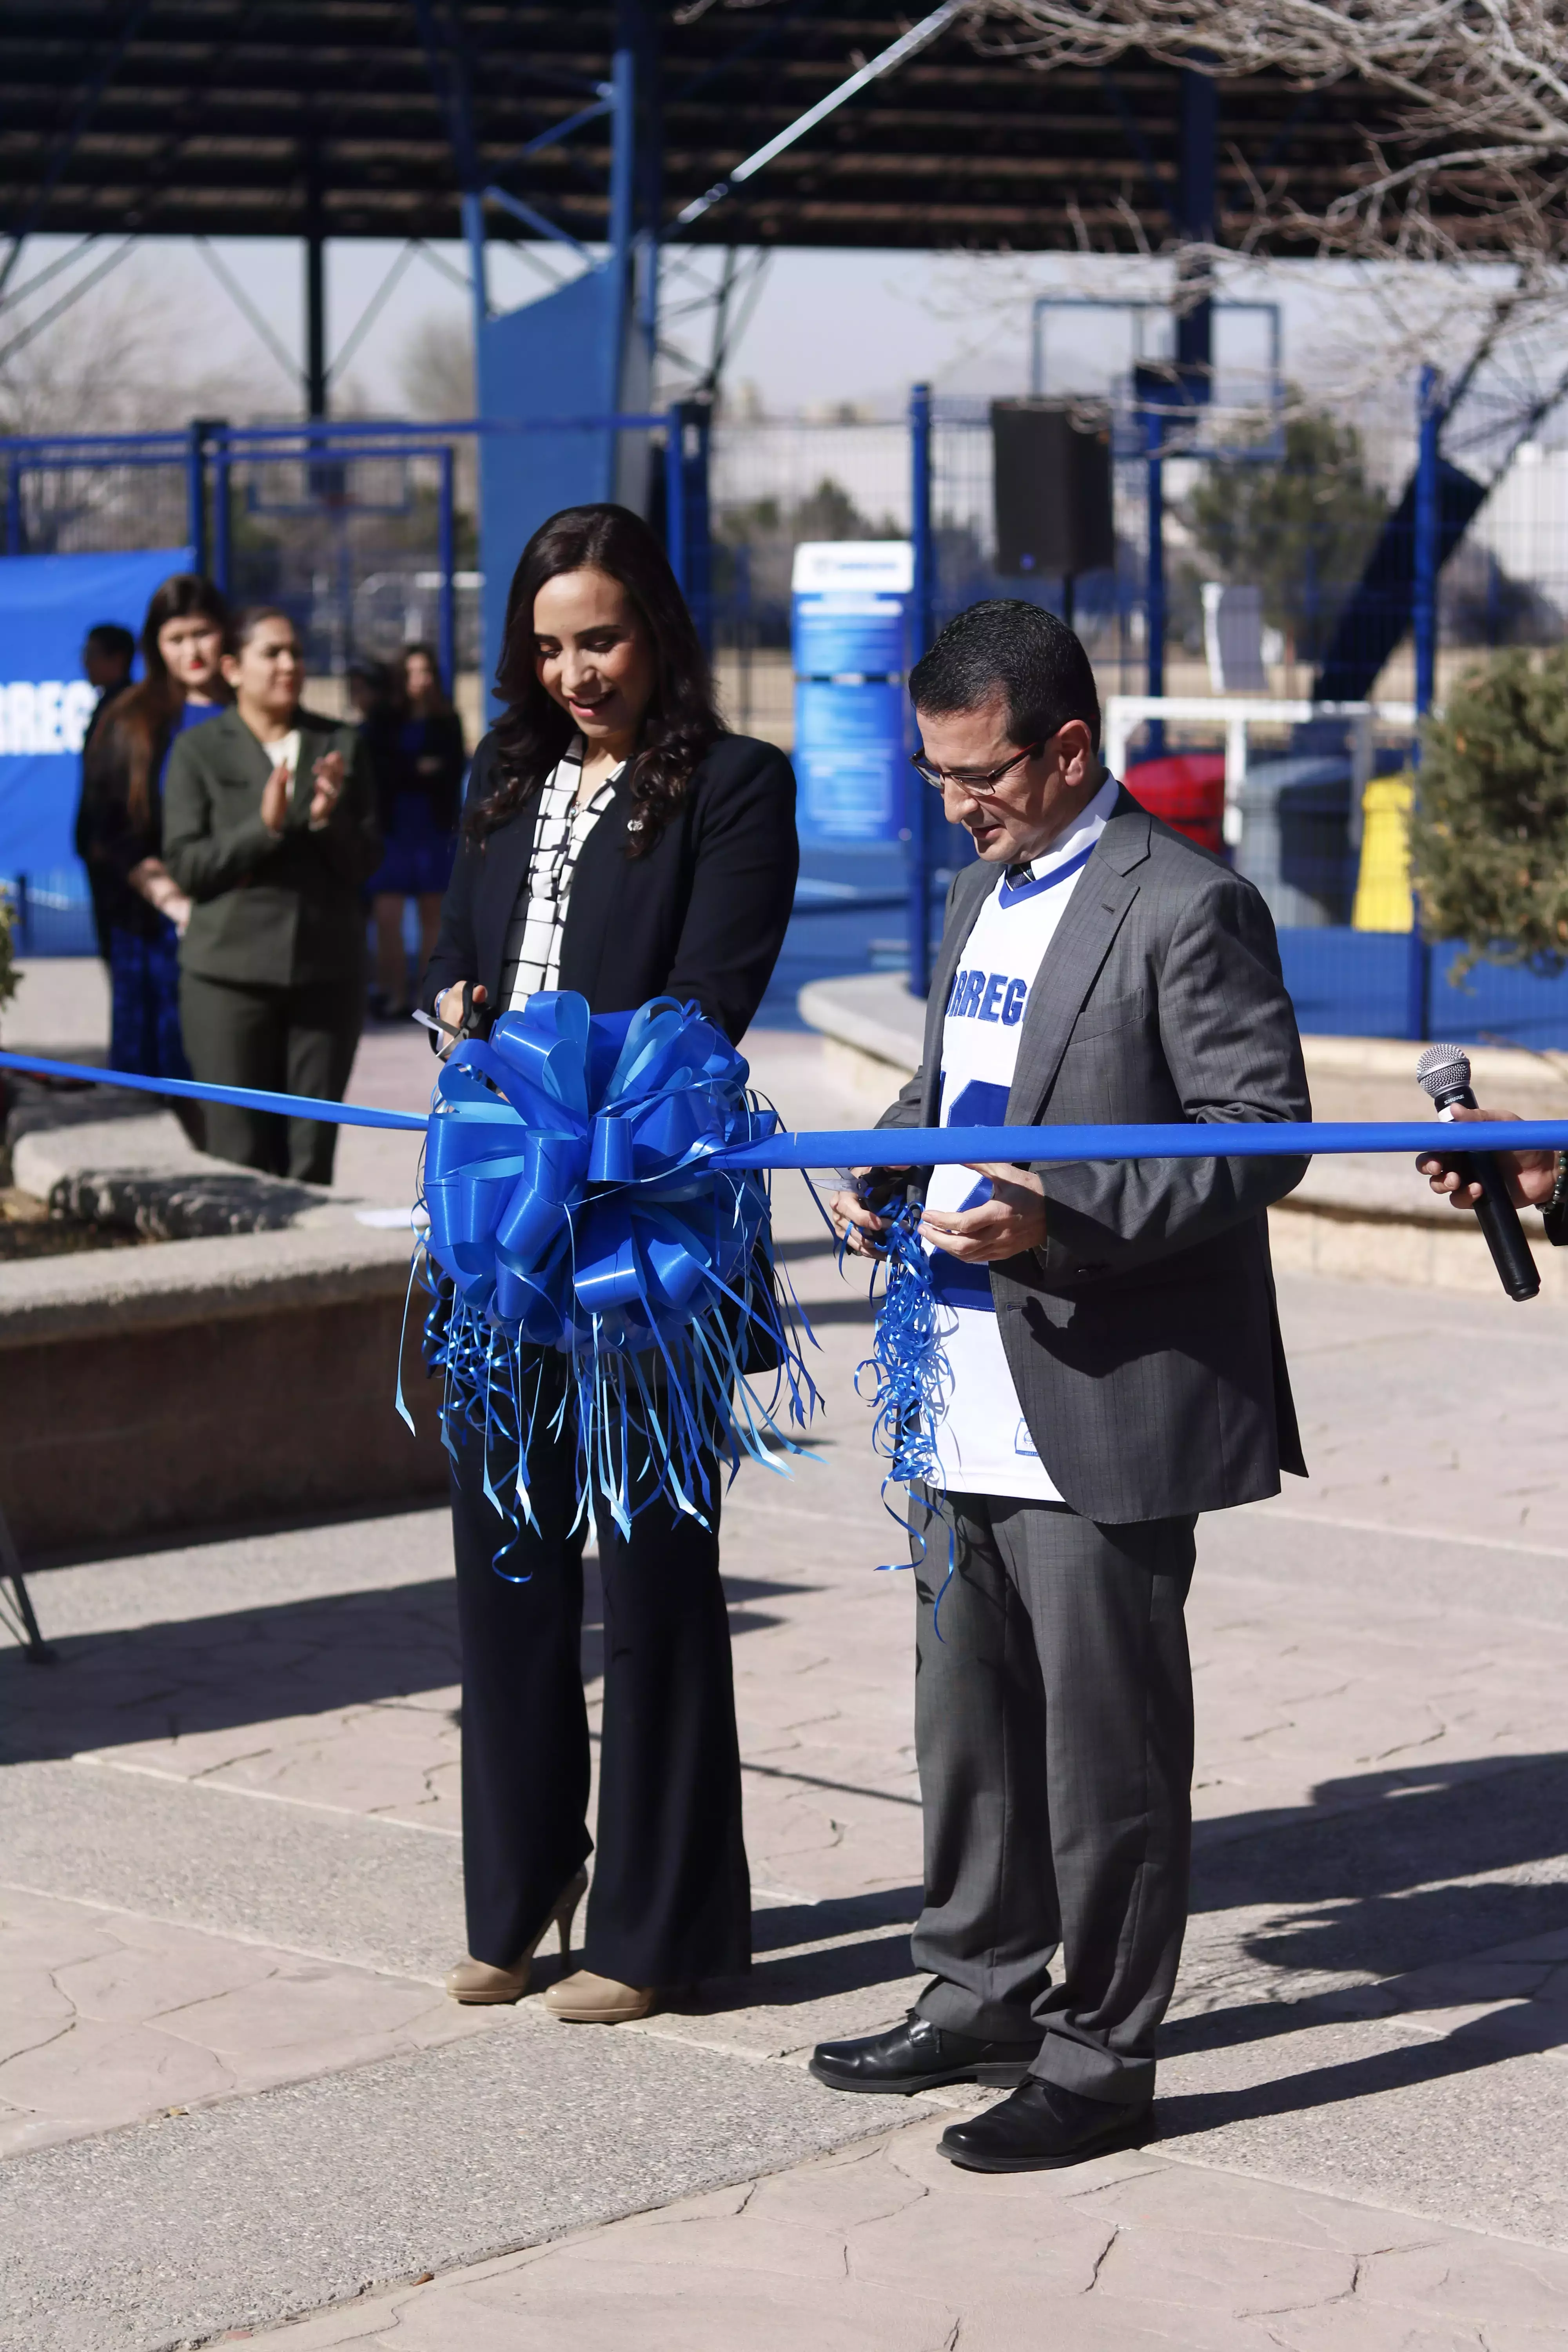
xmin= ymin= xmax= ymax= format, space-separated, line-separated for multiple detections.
xmin=991 ymin=400 xmax=1114 ymax=580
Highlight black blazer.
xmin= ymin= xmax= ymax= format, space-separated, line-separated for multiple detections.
xmin=76 ymin=704 xmax=179 ymax=940
xmin=421 ymin=731 xmax=798 ymax=1044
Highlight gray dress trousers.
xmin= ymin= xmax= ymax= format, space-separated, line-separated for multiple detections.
xmin=907 ymin=1486 xmax=1196 ymax=2108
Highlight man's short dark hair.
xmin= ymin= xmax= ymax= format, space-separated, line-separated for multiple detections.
xmin=84 ymin=622 xmax=135 ymax=666
xmin=909 ymin=599 xmax=1101 ymax=753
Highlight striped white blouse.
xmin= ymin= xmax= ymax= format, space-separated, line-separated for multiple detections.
xmin=499 ymin=737 xmax=622 ymax=1009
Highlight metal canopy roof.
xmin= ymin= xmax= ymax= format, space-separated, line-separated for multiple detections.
xmin=0 ymin=3 xmax=1467 ymax=256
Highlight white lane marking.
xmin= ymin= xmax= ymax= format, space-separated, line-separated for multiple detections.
xmin=70 ymin=1753 xmax=462 ymax=1834
xmin=1253 ymin=1504 xmax=1568 ymax=1564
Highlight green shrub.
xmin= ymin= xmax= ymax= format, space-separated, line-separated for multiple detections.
xmin=1409 ymin=646 xmax=1568 ymax=978
xmin=0 ymin=885 xmax=16 ymax=1023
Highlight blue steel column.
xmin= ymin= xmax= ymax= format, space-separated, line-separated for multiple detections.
xmin=607 ymin=17 xmax=649 ymax=506
xmin=664 ymin=401 xmax=712 ymax=648
xmin=665 ymin=402 xmax=687 ymax=592
xmin=461 ymin=191 xmax=489 ymax=359
xmin=1407 ymin=363 xmax=1440 ymax=1041
xmin=908 ymin=381 xmax=935 ymax=997
xmin=185 ymin=421 xmax=207 ymax=576
xmin=212 ymin=426 xmax=232 ymax=595
xmin=437 ymin=445 xmax=457 ymax=690
xmin=1175 ymin=66 xmax=1216 ymax=386
xmin=687 ymin=406 xmax=712 ymax=651
xmin=1144 ymin=405 xmax=1165 ymax=714
xmin=5 ymin=458 xmax=21 ymax=555
xmin=607 ymin=42 xmax=635 ymax=344
xmin=1143 ymin=64 xmax=1217 ymax=755
xmin=625 ymin=0 xmax=661 ymax=417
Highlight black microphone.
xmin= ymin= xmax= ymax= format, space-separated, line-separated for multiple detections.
xmin=1416 ymin=1044 xmax=1541 ymax=1301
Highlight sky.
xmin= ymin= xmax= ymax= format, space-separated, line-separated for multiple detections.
xmin=5 ymin=231 xmax=1566 ymax=482
xmin=0 ymin=233 xmax=1492 ymax=419
xmin=5 ymin=234 xmax=1071 ymax=420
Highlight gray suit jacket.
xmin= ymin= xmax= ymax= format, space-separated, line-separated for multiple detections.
xmin=165 ymin=706 xmax=380 ymax=989
xmin=879 ymin=787 xmax=1311 ymax=1522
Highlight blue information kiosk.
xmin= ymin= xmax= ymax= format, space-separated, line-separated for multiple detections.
xmin=791 ymin=542 xmax=914 ymax=845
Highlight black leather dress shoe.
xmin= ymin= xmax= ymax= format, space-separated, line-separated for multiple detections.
xmin=809 ymin=2011 xmax=1043 ymax=2096
xmin=938 ymin=2077 xmax=1153 ymax=2172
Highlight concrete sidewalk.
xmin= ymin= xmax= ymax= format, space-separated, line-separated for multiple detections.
xmin=3 ymin=1028 xmax=1568 ymax=2348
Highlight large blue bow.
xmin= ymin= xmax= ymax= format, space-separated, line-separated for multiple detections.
xmin=415 ymin=992 xmax=816 ymax=1547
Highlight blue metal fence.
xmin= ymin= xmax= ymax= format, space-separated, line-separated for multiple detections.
xmin=8 ymin=391 xmax=1568 ymax=1053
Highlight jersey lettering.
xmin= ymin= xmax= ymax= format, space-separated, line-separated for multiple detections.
xmin=946 ymin=967 xmax=1029 ymax=1027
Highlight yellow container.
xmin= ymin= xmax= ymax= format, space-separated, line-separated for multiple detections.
xmin=1351 ymin=773 xmax=1414 ymax=932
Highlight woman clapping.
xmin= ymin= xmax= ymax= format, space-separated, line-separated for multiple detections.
xmin=163 ymin=607 xmax=381 ymax=1182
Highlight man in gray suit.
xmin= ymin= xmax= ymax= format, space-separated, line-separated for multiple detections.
xmin=810 ymin=601 xmax=1310 ymax=2170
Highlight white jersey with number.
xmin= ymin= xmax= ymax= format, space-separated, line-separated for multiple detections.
xmin=922 ymin=776 xmax=1118 ymax=1500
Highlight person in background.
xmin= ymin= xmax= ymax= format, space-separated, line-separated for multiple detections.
xmin=1418 ymin=1111 xmax=1568 ymax=1242
xmin=346 ymin=660 xmax=387 ymax=726
xmin=81 ymin=622 xmax=136 ymax=746
xmin=162 ymin=607 xmax=381 ymax=1183
xmin=73 ymin=621 xmax=137 ymax=962
xmin=366 ymin=642 xmax=466 ymax=1017
xmin=77 ymin=578 xmax=230 ymax=1078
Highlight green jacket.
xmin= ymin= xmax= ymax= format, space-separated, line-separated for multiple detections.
xmin=163 ymin=705 xmax=381 ymax=987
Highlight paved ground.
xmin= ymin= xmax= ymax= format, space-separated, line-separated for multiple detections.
xmin=4 ymin=1015 xmax=1568 ymax=2347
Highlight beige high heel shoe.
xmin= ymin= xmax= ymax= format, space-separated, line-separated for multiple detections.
xmin=543 ymin=1969 xmax=655 ymax=2024
xmin=445 ymin=1867 xmax=588 ymax=2004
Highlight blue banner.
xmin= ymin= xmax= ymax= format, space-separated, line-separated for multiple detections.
xmin=0 ymin=547 xmax=191 ymax=879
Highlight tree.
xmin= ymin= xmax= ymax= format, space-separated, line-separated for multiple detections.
xmin=1409 ymin=646 xmax=1568 ymax=976
xmin=399 ymin=315 xmax=477 ymax=513
xmin=706 ymin=1 xmax=1568 ymax=401
xmin=1181 ymin=402 xmax=1389 ymax=656
xmin=0 ymin=887 xmax=17 ymax=1029
xmin=716 ymin=475 xmax=903 ymax=621
xmin=399 ymin=315 xmax=474 ymax=421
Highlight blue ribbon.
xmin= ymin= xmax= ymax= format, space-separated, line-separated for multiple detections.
xmin=0 ymin=1048 xmax=427 ymax=1131
xmin=5 ymin=1049 xmax=1568 ymax=1165
xmin=9 ymin=1037 xmax=1567 ymax=1583
xmin=414 ymin=993 xmax=819 ymax=1550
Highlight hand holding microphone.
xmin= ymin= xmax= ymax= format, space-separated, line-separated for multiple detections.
xmin=1414 ymin=1045 xmax=1543 ymax=1300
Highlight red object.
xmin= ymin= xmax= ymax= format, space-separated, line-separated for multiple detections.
xmin=1124 ymin=753 xmax=1226 ymax=852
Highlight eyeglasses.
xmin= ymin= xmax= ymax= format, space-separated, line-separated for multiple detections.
xmin=909 ymin=741 xmax=1043 ymax=793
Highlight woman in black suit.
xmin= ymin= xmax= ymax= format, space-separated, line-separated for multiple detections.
xmin=421 ymin=503 xmax=797 ymax=2024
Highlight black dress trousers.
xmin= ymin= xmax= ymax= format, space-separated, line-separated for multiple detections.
xmin=448 ymin=1381 xmax=751 ymax=1990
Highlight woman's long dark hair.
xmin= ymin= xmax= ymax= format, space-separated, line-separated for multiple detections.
xmin=107 ymin=573 xmax=230 ymax=828
xmin=474 ymin=504 xmax=724 ymax=857
xmin=400 ymin=640 xmax=454 ymax=717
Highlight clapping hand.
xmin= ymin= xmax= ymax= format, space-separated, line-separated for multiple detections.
xmin=308 ymin=750 xmax=344 ymax=828
xmin=259 ymin=758 xmax=292 ymax=835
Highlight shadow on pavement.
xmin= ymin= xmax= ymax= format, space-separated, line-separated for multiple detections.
xmin=1193 ymin=1751 xmax=1568 ymax=1973
xmin=1161 ymin=1750 xmax=1568 ymax=2121
xmin=751 ymin=1883 xmax=922 ymax=1954
xmin=1155 ymin=1994 xmax=1568 ymax=2145
xmin=0 ymin=1570 xmax=796 ymax=1765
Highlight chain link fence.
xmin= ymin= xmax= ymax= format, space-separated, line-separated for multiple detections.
xmin=9 ymin=392 xmax=1568 ymax=1038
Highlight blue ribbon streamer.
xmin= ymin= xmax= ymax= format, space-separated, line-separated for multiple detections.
xmin=413 ymin=993 xmax=820 ymax=1552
